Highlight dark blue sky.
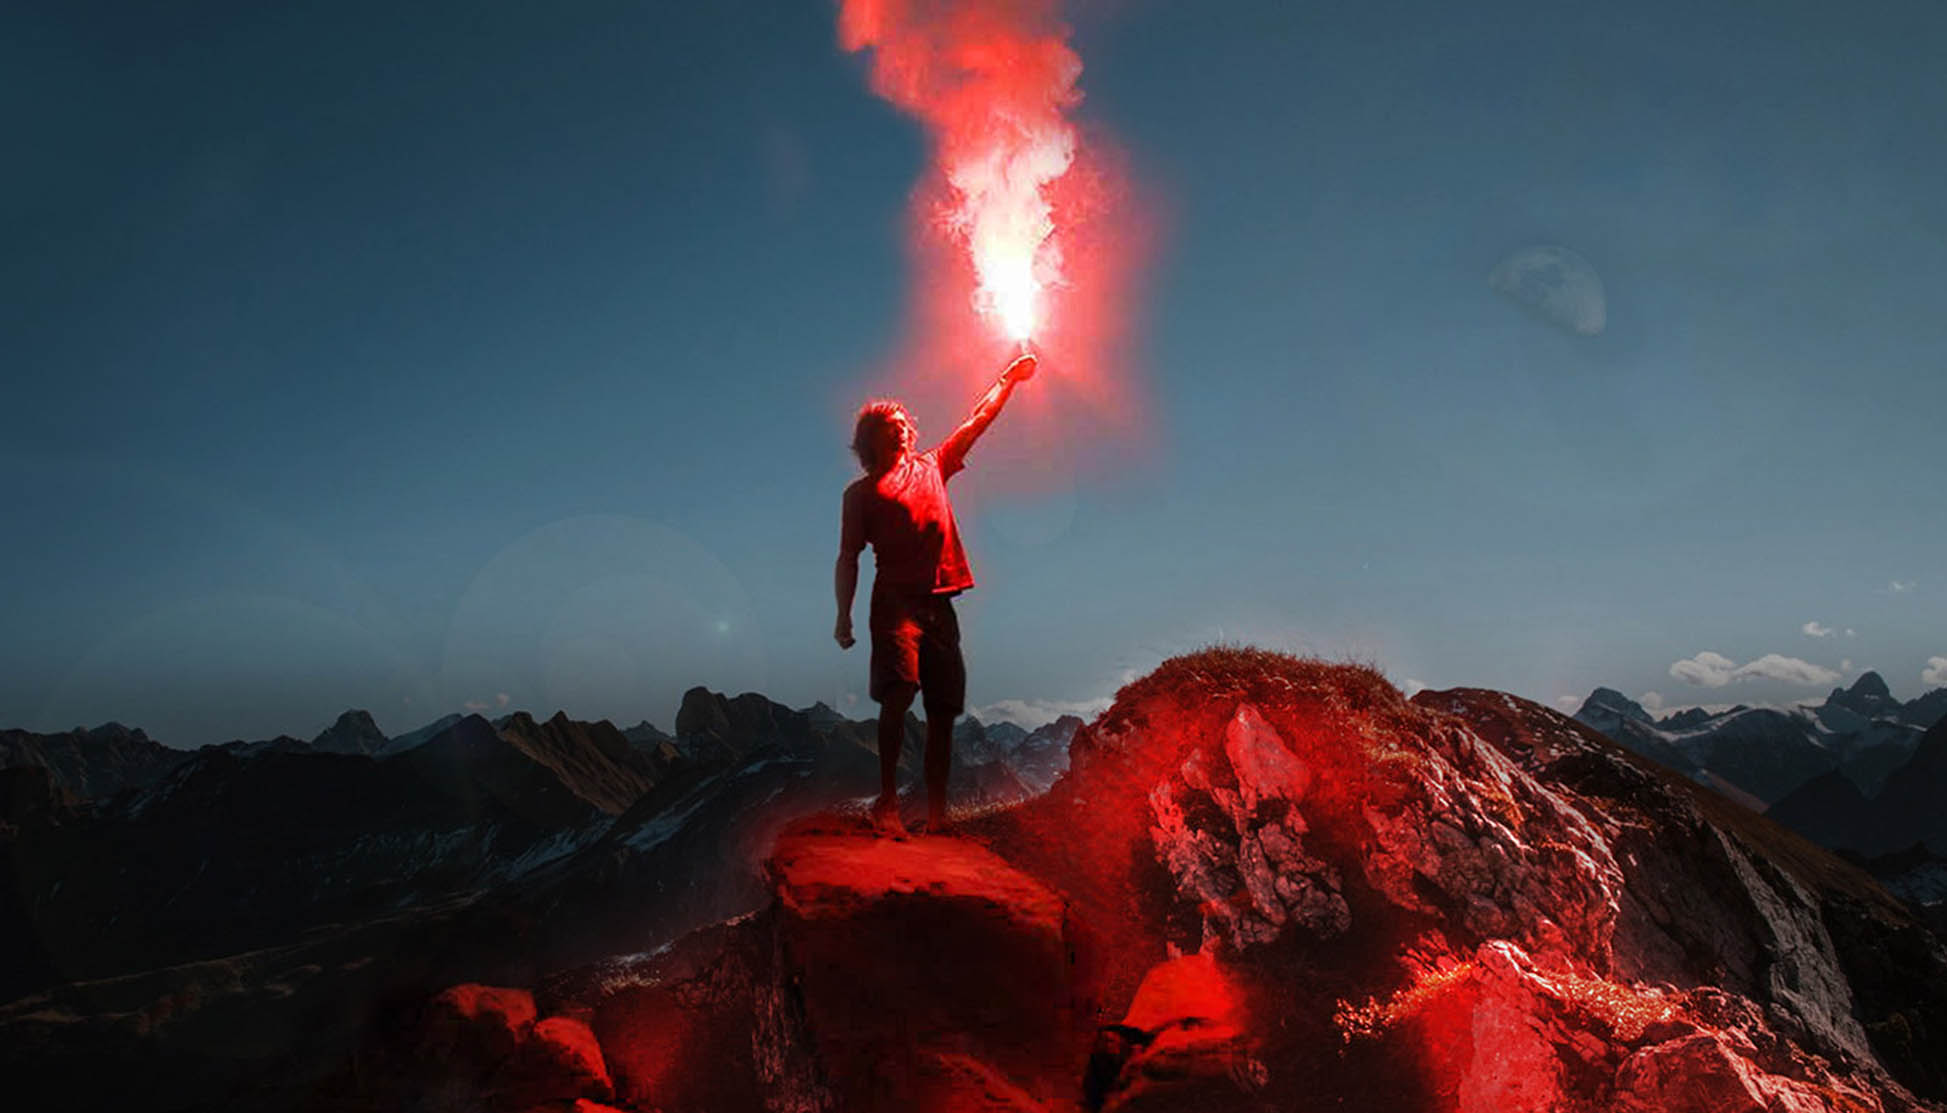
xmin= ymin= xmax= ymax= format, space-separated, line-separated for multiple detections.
xmin=6 ymin=0 xmax=1944 ymax=745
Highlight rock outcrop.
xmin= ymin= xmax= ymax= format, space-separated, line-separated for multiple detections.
xmin=360 ymin=650 xmax=1946 ymax=1112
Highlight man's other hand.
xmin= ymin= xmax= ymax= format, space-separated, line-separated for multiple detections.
xmin=834 ymin=618 xmax=856 ymax=649
xmin=1004 ymin=352 xmax=1037 ymax=382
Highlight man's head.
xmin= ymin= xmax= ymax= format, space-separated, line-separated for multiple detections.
xmin=852 ymin=399 xmax=917 ymax=475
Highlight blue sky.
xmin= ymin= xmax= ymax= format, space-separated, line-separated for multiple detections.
xmin=5 ymin=0 xmax=1944 ymax=746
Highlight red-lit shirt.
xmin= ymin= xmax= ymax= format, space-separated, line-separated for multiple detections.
xmin=841 ymin=437 xmax=976 ymax=596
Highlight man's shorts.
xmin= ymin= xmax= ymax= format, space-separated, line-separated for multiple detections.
xmin=868 ymin=586 xmax=966 ymax=717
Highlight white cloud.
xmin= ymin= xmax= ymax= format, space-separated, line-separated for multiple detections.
xmin=973 ymin=696 xmax=1113 ymax=729
xmin=1924 ymin=657 xmax=1947 ymax=688
xmin=464 ymin=692 xmax=513 ymax=714
xmin=1891 ymin=580 xmax=1915 ymax=593
xmin=1669 ymin=651 xmax=1739 ymax=687
xmin=1841 ymin=659 xmax=1853 ymax=673
xmin=1553 ymin=694 xmax=1582 ymax=712
xmin=1738 ymin=654 xmax=1842 ymax=687
xmin=1639 ymin=691 xmax=1665 ymax=712
xmin=1403 ymin=678 xmax=1428 ymax=698
xmin=1801 ymin=621 xmax=1832 ymax=638
xmin=1669 ymin=651 xmax=1839 ymax=689
xmin=1845 ymin=628 xmax=1857 ymax=638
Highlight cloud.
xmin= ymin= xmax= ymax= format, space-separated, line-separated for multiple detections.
xmin=1403 ymin=678 xmax=1428 ymax=698
xmin=1738 ymin=654 xmax=1842 ymax=686
xmin=1891 ymin=580 xmax=1915 ymax=593
xmin=1553 ymin=694 xmax=1581 ymax=712
xmin=1846 ymin=628 xmax=1857 ymax=638
xmin=1639 ymin=691 xmax=1665 ymax=712
xmin=973 ymin=696 xmax=1113 ymax=728
xmin=463 ymin=692 xmax=513 ymax=713
xmin=1802 ymin=621 xmax=1832 ymax=638
xmin=1841 ymin=659 xmax=1853 ymax=673
xmin=1669 ymin=651 xmax=1839 ymax=689
xmin=1669 ymin=651 xmax=1738 ymax=687
xmin=1924 ymin=657 xmax=1947 ymax=688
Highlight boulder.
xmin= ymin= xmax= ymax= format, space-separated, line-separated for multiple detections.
xmin=500 ymin=1015 xmax=613 ymax=1105
xmin=1087 ymin=951 xmax=1266 ymax=1112
xmin=421 ymin=983 xmax=537 ymax=1064
xmin=768 ymin=828 xmax=1081 ymax=1109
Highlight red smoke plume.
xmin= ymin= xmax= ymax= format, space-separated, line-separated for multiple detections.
xmin=839 ymin=0 xmax=1150 ymax=479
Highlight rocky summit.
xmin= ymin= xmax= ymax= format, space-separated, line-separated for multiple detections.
xmin=337 ymin=650 xmax=1947 ymax=1113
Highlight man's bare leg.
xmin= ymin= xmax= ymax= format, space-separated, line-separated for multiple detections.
xmin=925 ymin=711 xmax=954 ymax=830
xmin=875 ymin=684 xmax=916 ymax=830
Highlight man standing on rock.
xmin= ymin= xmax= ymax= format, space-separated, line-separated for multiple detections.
xmin=834 ymin=351 xmax=1039 ymax=834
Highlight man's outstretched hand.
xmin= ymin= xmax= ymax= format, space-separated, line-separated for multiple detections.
xmin=1004 ymin=351 xmax=1038 ymax=382
xmin=834 ymin=617 xmax=855 ymax=650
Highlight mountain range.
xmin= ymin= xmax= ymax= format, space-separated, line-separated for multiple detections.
xmin=1569 ymin=671 xmax=1947 ymax=922
xmin=0 ymin=691 xmax=1078 ymax=999
xmin=4 ymin=660 xmax=1942 ymax=1111
xmin=342 ymin=653 xmax=1947 ymax=1112
xmin=1571 ymin=671 xmax=1944 ymax=806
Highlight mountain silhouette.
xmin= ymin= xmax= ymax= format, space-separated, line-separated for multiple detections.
xmin=5 ymin=660 xmax=1943 ymax=1111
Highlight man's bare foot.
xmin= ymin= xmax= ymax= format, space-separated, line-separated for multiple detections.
xmin=870 ymin=794 xmax=906 ymax=838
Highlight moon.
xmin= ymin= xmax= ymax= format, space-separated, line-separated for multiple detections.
xmin=1488 ymin=244 xmax=1606 ymax=336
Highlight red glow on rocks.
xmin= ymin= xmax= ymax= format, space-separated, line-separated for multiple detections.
xmin=374 ymin=652 xmax=1929 ymax=1112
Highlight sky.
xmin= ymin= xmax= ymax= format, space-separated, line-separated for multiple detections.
xmin=4 ymin=0 xmax=1944 ymax=747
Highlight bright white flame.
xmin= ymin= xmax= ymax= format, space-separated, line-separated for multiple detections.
xmin=948 ymin=121 xmax=1072 ymax=342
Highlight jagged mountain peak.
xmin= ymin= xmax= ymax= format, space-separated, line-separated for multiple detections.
xmin=1849 ymin=670 xmax=1892 ymax=699
xmin=1827 ymin=670 xmax=1902 ymax=720
xmin=1576 ymin=686 xmax=1653 ymax=724
xmin=81 ymin=721 xmax=151 ymax=743
xmin=310 ymin=708 xmax=387 ymax=755
xmin=800 ymin=702 xmax=864 ymax=738
xmin=675 ymin=686 xmax=814 ymax=760
xmin=621 ymin=718 xmax=673 ymax=745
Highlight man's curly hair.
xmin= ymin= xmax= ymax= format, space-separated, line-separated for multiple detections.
xmin=852 ymin=399 xmax=913 ymax=474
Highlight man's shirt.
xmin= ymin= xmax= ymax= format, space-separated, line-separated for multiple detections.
xmin=841 ymin=429 xmax=979 ymax=596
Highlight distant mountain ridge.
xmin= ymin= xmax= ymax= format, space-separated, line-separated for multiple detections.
xmin=4 ymin=658 xmax=1945 ymax=1112
xmin=0 ymin=722 xmax=183 ymax=801
xmin=0 ymin=689 xmax=1080 ymax=1001
xmin=1571 ymin=671 xmax=1944 ymax=805
xmin=1570 ymin=673 xmax=1947 ymax=917
xmin=1769 ymin=714 xmax=1947 ymax=858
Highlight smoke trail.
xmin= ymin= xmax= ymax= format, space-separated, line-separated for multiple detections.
xmin=839 ymin=0 xmax=1084 ymax=343
xmin=838 ymin=0 xmax=1150 ymax=481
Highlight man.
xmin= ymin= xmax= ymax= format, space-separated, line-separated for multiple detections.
xmin=835 ymin=350 xmax=1038 ymax=833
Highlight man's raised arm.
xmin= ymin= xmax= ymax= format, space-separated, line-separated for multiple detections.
xmin=937 ymin=351 xmax=1038 ymax=477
